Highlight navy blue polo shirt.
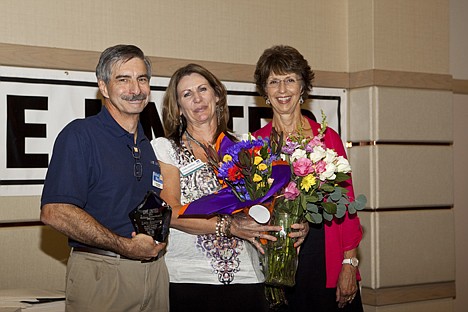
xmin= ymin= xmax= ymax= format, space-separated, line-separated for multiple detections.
xmin=41 ymin=106 xmax=161 ymax=247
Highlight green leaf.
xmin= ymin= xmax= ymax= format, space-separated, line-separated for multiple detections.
xmin=306 ymin=203 xmax=319 ymax=213
xmin=306 ymin=212 xmax=323 ymax=224
xmin=305 ymin=194 xmax=319 ymax=203
xmin=330 ymin=188 xmax=342 ymax=201
xmin=338 ymin=196 xmax=350 ymax=205
xmin=355 ymin=194 xmax=367 ymax=206
xmin=269 ymin=127 xmax=283 ymax=156
xmin=336 ymin=203 xmax=347 ymax=218
xmin=334 ymin=172 xmax=351 ymax=183
xmin=336 ymin=186 xmax=349 ymax=195
xmin=323 ymin=211 xmax=333 ymax=222
xmin=317 ymin=192 xmax=324 ymax=201
xmin=353 ymin=199 xmax=366 ymax=211
xmin=260 ymin=148 xmax=269 ymax=160
xmin=238 ymin=150 xmax=251 ymax=166
xmin=348 ymin=194 xmax=367 ymax=212
xmin=321 ymin=183 xmax=334 ymax=192
xmin=322 ymin=202 xmax=337 ymax=214
xmin=348 ymin=202 xmax=357 ymax=214
xmin=356 ymin=201 xmax=366 ymax=210
xmin=241 ymin=168 xmax=251 ymax=176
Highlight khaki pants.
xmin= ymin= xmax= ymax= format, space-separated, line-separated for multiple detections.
xmin=65 ymin=250 xmax=169 ymax=312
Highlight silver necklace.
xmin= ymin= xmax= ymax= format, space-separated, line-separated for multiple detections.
xmin=185 ymin=130 xmax=206 ymax=149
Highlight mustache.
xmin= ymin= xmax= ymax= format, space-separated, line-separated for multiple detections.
xmin=121 ymin=94 xmax=148 ymax=101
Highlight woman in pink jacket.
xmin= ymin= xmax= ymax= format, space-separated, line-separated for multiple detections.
xmin=253 ymin=45 xmax=364 ymax=312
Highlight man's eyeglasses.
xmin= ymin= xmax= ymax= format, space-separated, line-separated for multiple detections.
xmin=130 ymin=145 xmax=142 ymax=181
xmin=266 ymin=77 xmax=302 ymax=89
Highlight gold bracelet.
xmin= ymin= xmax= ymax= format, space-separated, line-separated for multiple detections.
xmin=224 ymin=215 xmax=233 ymax=238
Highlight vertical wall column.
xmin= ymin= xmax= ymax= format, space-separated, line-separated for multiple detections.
xmin=347 ymin=1 xmax=455 ymax=311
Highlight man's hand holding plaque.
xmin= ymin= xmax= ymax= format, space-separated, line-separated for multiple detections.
xmin=129 ymin=190 xmax=172 ymax=245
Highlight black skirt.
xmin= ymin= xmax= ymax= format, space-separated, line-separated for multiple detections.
xmin=284 ymin=223 xmax=364 ymax=312
xmin=170 ymin=282 xmax=269 ymax=312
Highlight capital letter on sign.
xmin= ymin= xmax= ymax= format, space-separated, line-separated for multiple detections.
xmin=7 ymin=95 xmax=48 ymax=168
xmin=140 ymin=102 xmax=165 ymax=140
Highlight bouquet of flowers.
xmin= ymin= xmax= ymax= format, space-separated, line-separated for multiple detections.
xmin=216 ymin=133 xmax=282 ymax=202
xmin=279 ymin=111 xmax=367 ymax=223
xmin=179 ymin=130 xmax=291 ymax=218
xmin=263 ymin=111 xmax=367 ymax=294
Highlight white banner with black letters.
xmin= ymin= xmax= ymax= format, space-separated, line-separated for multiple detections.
xmin=1 ymin=66 xmax=347 ymax=196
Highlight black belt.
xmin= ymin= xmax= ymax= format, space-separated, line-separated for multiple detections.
xmin=73 ymin=246 xmax=131 ymax=259
xmin=73 ymin=246 xmax=160 ymax=262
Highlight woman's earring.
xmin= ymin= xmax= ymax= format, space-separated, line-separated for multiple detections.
xmin=266 ymin=98 xmax=271 ymax=106
xmin=216 ymin=105 xmax=223 ymax=126
xmin=299 ymin=97 xmax=304 ymax=105
xmin=178 ymin=115 xmax=184 ymax=137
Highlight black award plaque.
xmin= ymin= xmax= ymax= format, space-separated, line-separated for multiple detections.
xmin=129 ymin=190 xmax=172 ymax=243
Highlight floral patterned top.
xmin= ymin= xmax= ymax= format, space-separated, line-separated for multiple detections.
xmin=152 ymin=136 xmax=264 ymax=285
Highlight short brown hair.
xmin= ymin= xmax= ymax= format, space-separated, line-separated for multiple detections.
xmin=254 ymin=45 xmax=315 ymax=101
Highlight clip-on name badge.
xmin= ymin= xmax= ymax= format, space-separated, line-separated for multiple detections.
xmin=152 ymin=172 xmax=163 ymax=189
xmin=180 ymin=159 xmax=205 ymax=176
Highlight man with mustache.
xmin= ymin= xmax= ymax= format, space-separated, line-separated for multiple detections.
xmin=41 ymin=45 xmax=169 ymax=312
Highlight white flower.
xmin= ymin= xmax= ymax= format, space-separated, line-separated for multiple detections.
xmin=291 ymin=148 xmax=307 ymax=161
xmin=309 ymin=146 xmax=326 ymax=162
xmin=335 ymin=156 xmax=351 ymax=173
xmin=320 ymin=163 xmax=337 ymax=181
xmin=324 ymin=148 xmax=337 ymax=164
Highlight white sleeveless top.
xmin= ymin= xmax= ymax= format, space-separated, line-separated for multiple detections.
xmin=152 ymin=137 xmax=264 ymax=285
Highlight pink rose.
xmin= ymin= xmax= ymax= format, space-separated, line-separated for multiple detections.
xmin=305 ymin=136 xmax=324 ymax=152
xmin=284 ymin=181 xmax=300 ymax=200
xmin=313 ymin=160 xmax=327 ymax=174
xmin=293 ymin=158 xmax=313 ymax=176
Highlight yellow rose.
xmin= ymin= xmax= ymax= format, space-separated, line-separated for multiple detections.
xmin=254 ymin=156 xmax=263 ymax=165
xmin=223 ymin=154 xmax=232 ymax=162
xmin=258 ymin=163 xmax=267 ymax=171
xmin=253 ymin=173 xmax=263 ymax=182
xmin=300 ymin=174 xmax=316 ymax=192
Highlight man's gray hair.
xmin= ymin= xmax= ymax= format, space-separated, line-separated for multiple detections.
xmin=95 ymin=44 xmax=152 ymax=84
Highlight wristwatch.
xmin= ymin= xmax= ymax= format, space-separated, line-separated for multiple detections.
xmin=342 ymin=257 xmax=359 ymax=267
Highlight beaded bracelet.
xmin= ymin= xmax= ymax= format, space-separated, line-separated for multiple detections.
xmin=215 ymin=215 xmax=223 ymax=238
xmin=215 ymin=215 xmax=233 ymax=238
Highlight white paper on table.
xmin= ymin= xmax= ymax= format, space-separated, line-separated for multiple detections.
xmin=0 ymin=289 xmax=64 ymax=311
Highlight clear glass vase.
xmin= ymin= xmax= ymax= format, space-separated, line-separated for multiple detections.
xmin=265 ymin=285 xmax=287 ymax=310
xmin=263 ymin=197 xmax=300 ymax=287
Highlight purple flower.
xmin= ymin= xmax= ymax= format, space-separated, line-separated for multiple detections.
xmin=282 ymin=140 xmax=299 ymax=155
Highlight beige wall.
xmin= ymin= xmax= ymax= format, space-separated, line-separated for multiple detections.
xmin=1 ymin=0 xmax=348 ymax=73
xmin=450 ymin=1 xmax=468 ymax=312
xmin=348 ymin=1 xmax=456 ymax=311
xmin=1 ymin=1 xmax=467 ymax=311
xmin=453 ymin=94 xmax=468 ymax=312
xmin=349 ymin=0 xmax=449 ymax=74
xmin=0 ymin=226 xmax=69 ymax=290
